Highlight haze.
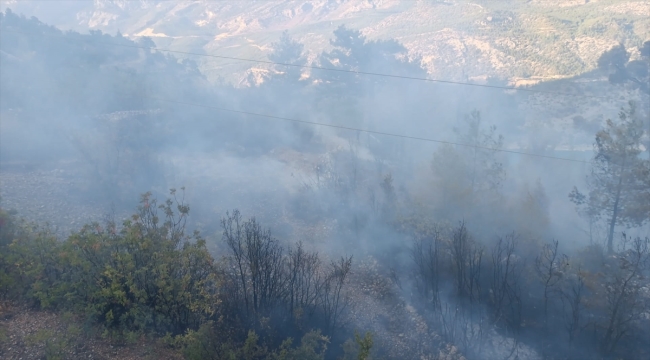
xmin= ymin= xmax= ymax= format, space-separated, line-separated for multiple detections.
xmin=0 ymin=1 xmax=648 ymax=359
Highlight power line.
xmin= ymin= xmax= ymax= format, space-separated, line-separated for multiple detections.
xmin=158 ymin=98 xmax=590 ymax=164
xmin=2 ymin=28 xmax=610 ymax=100
xmin=0 ymin=28 xmax=595 ymax=163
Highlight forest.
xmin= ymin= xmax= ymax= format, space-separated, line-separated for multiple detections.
xmin=1 ymin=8 xmax=649 ymax=360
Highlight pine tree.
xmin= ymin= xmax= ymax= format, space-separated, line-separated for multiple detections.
xmin=570 ymin=101 xmax=648 ymax=253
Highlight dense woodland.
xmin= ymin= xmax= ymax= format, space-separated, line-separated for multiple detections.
xmin=1 ymin=9 xmax=649 ymax=360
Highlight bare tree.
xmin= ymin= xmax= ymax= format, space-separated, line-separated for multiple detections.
xmin=321 ymin=255 xmax=353 ymax=333
xmin=287 ymin=241 xmax=324 ymax=322
xmin=490 ymin=233 xmax=523 ymax=332
xmin=222 ymin=210 xmax=250 ymax=316
xmin=246 ymin=218 xmax=286 ymax=315
xmin=561 ymin=266 xmax=585 ymax=345
xmin=411 ymin=229 xmax=442 ymax=307
xmin=451 ymin=222 xmax=484 ymax=302
xmin=437 ymin=300 xmax=489 ymax=358
xmin=222 ymin=210 xmax=355 ymax=337
xmin=221 ymin=211 xmax=287 ymax=318
xmin=599 ymin=235 xmax=649 ymax=355
xmin=534 ymin=239 xmax=569 ymax=328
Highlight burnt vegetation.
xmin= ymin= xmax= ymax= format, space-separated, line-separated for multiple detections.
xmin=1 ymin=8 xmax=650 ymax=360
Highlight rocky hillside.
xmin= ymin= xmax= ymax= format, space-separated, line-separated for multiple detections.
xmin=2 ymin=0 xmax=648 ymax=84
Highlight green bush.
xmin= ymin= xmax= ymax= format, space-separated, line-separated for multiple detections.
xmin=0 ymin=191 xmax=369 ymax=358
xmin=1 ymin=189 xmax=219 ymax=339
xmin=166 ymin=325 xmax=330 ymax=360
xmin=61 ymin=190 xmax=219 ymax=336
xmin=0 ymin=207 xmax=63 ymax=306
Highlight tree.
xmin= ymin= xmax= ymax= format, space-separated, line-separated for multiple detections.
xmin=268 ymin=30 xmax=306 ymax=81
xmin=569 ymin=102 xmax=648 ymax=253
xmin=221 ymin=210 xmax=286 ymax=320
xmin=560 ymin=266 xmax=585 ymax=345
xmin=450 ymin=222 xmax=483 ymax=302
xmin=428 ymin=110 xmax=505 ymax=221
xmin=599 ymin=236 xmax=649 ymax=355
xmin=489 ymin=233 xmax=523 ymax=332
xmin=320 ymin=255 xmax=353 ymax=333
xmin=597 ymin=44 xmax=629 ymax=73
xmin=596 ymin=44 xmax=649 ymax=93
xmin=534 ymin=239 xmax=568 ymax=328
xmin=314 ymin=26 xmax=427 ymax=142
xmin=411 ymin=228 xmax=442 ymax=307
xmin=453 ymin=110 xmax=506 ymax=196
xmin=340 ymin=331 xmax=373 ymax=360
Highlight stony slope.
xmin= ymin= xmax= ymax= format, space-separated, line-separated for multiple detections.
xmin=2 ymin=0 xmax=648 ymax=84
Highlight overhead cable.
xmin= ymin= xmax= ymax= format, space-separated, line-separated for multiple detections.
xmin=2 ymin=28 xmax=612 ymax=99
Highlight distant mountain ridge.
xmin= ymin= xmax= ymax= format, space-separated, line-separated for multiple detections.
xmin=2 ymin=0 xmax=648 ymax=85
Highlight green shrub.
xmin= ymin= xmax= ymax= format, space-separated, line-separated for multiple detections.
xmin=1 ymin=191 xmax=353 ymax=357
xmin=62 ymin=190 xmax=220 ymax=336
xmin=340 ymin=331 xmax=373 ymax=360
xmin=166 ymin=325 xmax=329 ymax=360
xmin=0 ymin=207 xmax=64 ymax=306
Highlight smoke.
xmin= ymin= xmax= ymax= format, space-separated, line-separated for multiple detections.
xmin=1 ymin=6 xmax=649 ymax=359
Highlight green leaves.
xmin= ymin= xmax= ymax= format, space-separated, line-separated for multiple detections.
xmin=571 ymin=101 xmax=649 ymax=253
xmin=0 ymin=190 xmax=219 ymax=341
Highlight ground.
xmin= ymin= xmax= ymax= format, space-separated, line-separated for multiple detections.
xmin=0 ymin=302 xmax=183 ymax=360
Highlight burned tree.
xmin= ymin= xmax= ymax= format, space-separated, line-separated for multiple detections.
xmin=411 ymin=228 xmax=442 ymax=307
xmin=221 ymin=211 xmax=286 ymax=319
xmin=534 ymin=239 xmax=569 ymax=328
xmin=561 ymin=266 xmax=585 ymax=345
xmin=451 ymin=222 xmax=484 ymax=302
xmin=321 ymin=255 xmax=353 ymax=333
xmin=598 ymin=235 xmax=649 ymax=355
xmin=287 ymin=241 xmax=323 ymax=323
xmin=489 ymin=233 xmax=523 ymax=332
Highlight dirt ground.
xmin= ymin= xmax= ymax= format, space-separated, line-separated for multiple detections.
xmin=0 ymin=302 xmax=183 ymax=360
xmin=0 ymin=159 xmax=125 ymax=237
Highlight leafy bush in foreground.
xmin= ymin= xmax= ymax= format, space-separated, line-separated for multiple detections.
xmin=0 ymin=191 xmax=371 ymax=359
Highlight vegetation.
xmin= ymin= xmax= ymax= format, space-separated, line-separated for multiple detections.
xmin=3 ymin=174 xmax=648 ymax=359
xmin=570 ymin=101 xmax=649 ymax=253
xmin=597 ymin=42 xmax=650 ymax=94
xmin=1 ymin=7 xmax=649 ymax=360
xmin=0 ymin=190 xmax=371 ymax=359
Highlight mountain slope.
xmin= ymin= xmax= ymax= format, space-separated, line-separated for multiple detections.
xmin=3 ymin=0 xmax=648 ymax=84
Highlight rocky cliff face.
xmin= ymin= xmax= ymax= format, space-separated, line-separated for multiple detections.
xmin=3 ymin=0 xmax=648 ymax=85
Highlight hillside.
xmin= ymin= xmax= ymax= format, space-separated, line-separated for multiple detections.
xmin=1 ymin=5 xmax=650 ymax=360
xmin=2 ymin=0 xmax=648 ymax=85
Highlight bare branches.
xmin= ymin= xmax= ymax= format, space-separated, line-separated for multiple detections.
xmin=287 ymin=241 xmax=323 ymax=321
xmin=561 ymin=267 xmax=585 ymax=344
xmin=490 ymin=233 xmax=523 ymax=332
xmin=534 ymin=239 xmax=569 ymax=328
xmin=221 ymin=211 xmax=286 ymax=317
xmin=321 ymin=255 xmax=353 ymax=333
xmin=411 ymin=228 xmax=442 ymax=307
xmin=451 ymin=222 xmax=484 ymax=303
xmin=437 ymin=300 xmax=488 ymax=358
xmin=599 ymin=235 xmax=649 ymax=354
xmin=221 ymin=211 xmax=353 ymax=337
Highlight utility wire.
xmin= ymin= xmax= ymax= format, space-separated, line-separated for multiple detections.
xmin=0 ymin=28 xmax=594 ymax=163
xmin=2 ymin=28 xmax=610 ymax=99
xmin=158 ymin=98 xmax=590 ymax=164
